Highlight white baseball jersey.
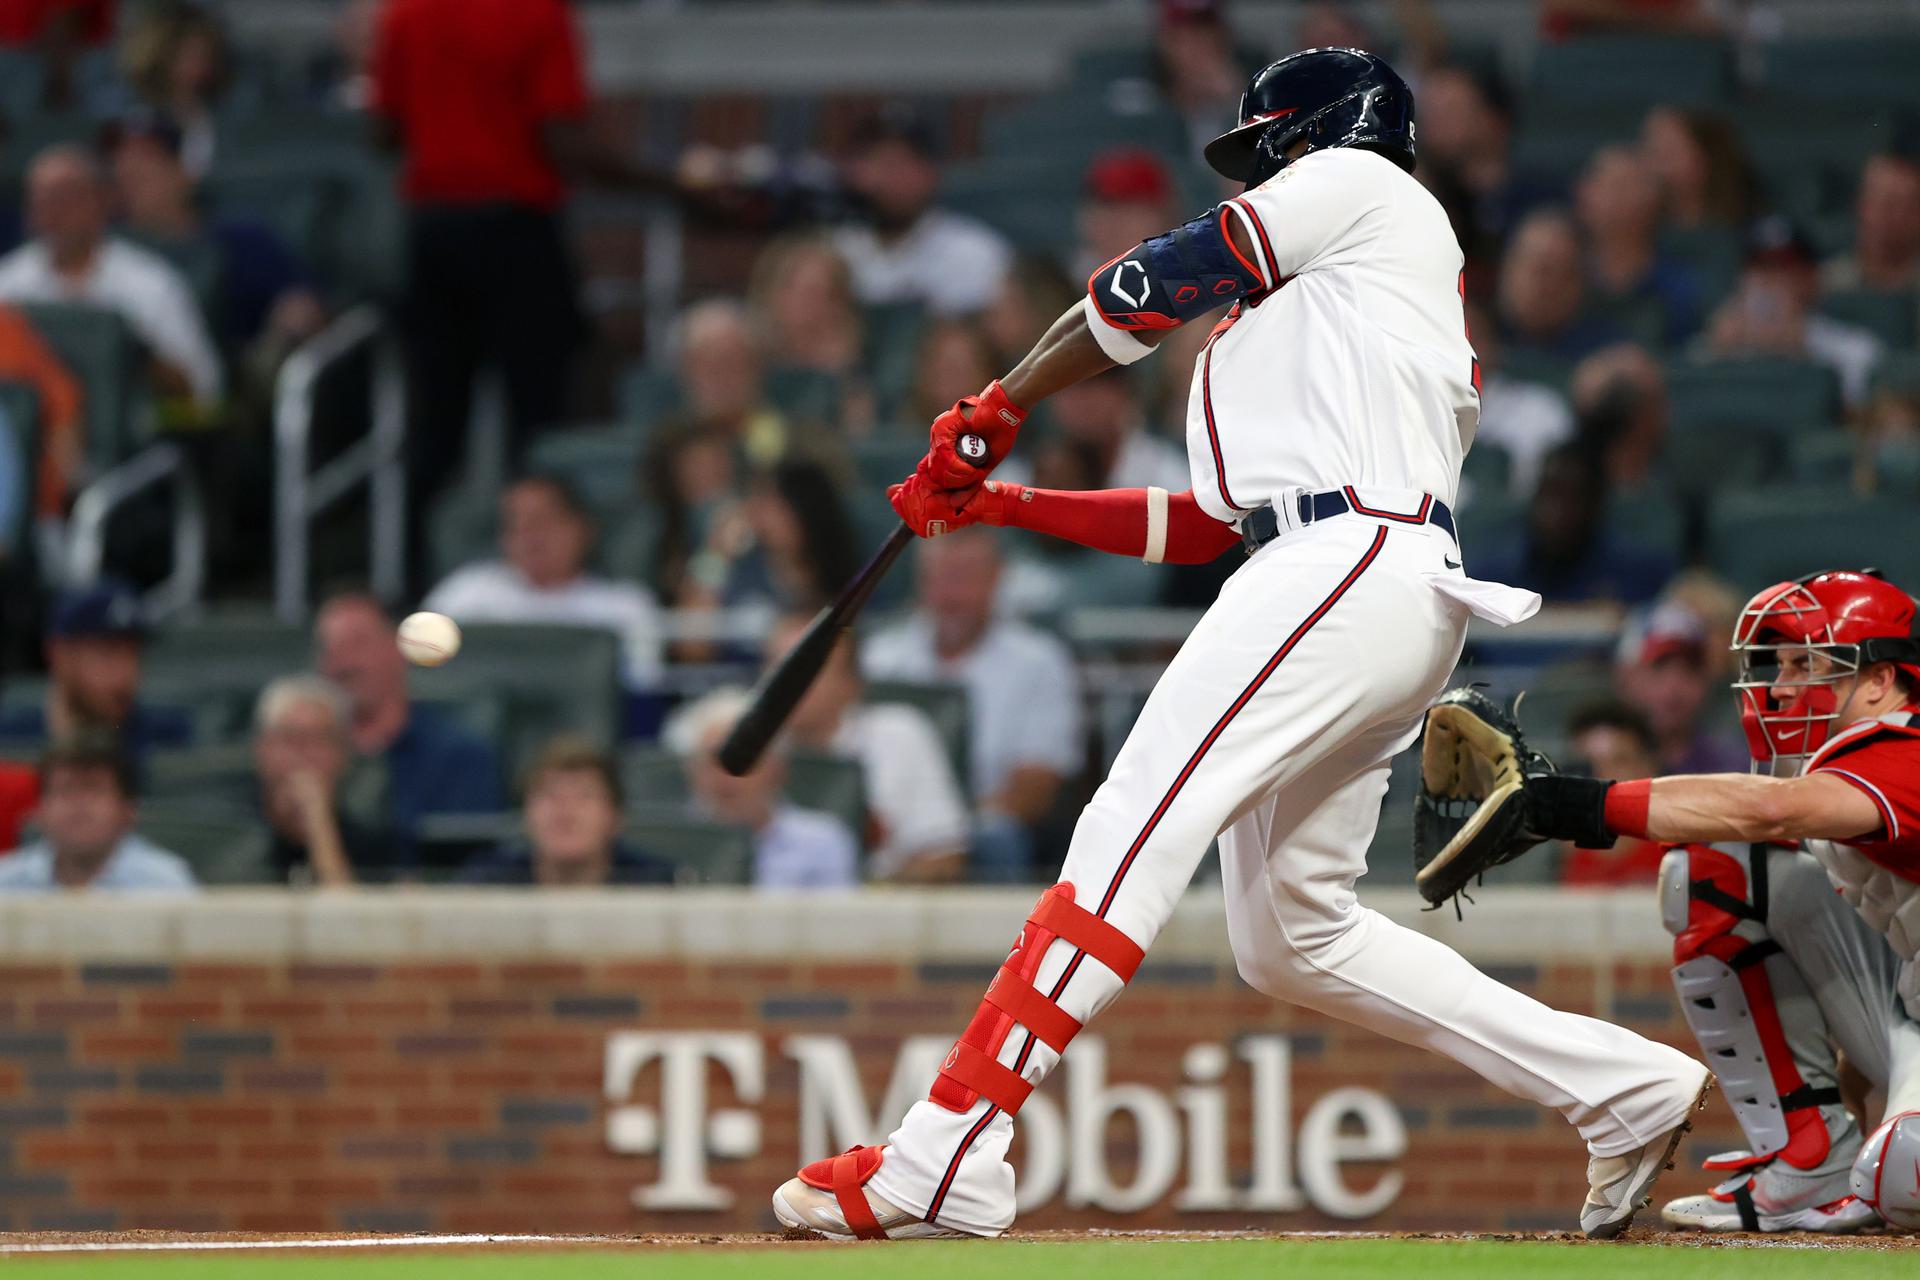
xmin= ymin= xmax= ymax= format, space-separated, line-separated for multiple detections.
xmin=1185 ymin=146 xmax=1480 ymax=524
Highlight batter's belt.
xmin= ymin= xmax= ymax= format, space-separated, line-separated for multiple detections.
xmin=1240 ymin=486 xmax=1457 ymax=555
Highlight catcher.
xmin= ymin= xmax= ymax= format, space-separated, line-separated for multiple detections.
xmin=1419 ymin=568 xmax=1920 ymax=1232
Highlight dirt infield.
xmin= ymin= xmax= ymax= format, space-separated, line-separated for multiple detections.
xmin=0 ymin=1227 xmax=1916 ymax=1255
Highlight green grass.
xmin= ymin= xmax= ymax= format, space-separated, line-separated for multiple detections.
xmin=6 ymin=1239 xmax=1910 ymax=1280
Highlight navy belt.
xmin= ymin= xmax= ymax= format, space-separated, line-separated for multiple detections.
xmin=1240 ymin=487 xmax=1456 ymax=555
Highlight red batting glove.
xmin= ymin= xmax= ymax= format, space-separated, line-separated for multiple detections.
xmin=962 ymin=479 xmax=1026 ymax=527
xmin=923 ymin=380 xmax=1026 ymax=490
xmin=890 ymin=475 xmax=980 ymax=538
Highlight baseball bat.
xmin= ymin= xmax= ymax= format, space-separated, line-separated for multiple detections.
xmin=715 ymin=432 xmax=987 ymax=776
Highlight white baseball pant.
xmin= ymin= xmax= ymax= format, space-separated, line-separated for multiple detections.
xmin=868 ymin=508 xmax=1706 ymax=1235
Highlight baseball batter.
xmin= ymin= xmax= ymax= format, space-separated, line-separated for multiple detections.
xmin=772 ymin=48 xmax=1709 ymax=1240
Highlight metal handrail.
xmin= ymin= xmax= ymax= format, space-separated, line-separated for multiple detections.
xmin=65 ymin=442 xmax=206 ymax=620
xmin=273 ymin=306 xmax=406 ymax=620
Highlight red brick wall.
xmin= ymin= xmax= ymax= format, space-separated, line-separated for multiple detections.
xmin=0 ymin=954 xmax=1734 ymax=1235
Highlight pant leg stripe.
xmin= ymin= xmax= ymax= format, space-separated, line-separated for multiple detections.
xmin=924 ymin=527 xmax=1389 ymax=1223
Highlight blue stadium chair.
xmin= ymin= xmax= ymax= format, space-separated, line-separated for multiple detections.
xmin=624 ymin=806 xmax=755 ymax=886
xmin=1786 ymin=431 xmax=1859 ymax=486
xmin=1708 ymin=486 xmax=1920 ymax=589
xmin=410 ymin=623 xmax=623 ymax=778
xmin=865 ymin=679 xmax=971 ymax=795
xmin=1510 ymin=102 xmax=1648 ymax=187
xmin=1528 ymin=37 xmax=1732 ymax=108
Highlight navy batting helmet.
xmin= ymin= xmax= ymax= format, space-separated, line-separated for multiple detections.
xmin=1203 ymin=48 xmax=1416 ymax=187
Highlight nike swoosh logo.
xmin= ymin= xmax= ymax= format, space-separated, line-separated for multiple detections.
xmin=1444 ymin=557 xmax=1461 ymax=570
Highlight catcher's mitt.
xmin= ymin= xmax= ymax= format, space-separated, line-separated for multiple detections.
xmin=1412 ymin=686 xmax=1559 ymax=908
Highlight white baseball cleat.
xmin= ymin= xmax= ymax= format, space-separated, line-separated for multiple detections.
xmin=1660 ymin=1140 xmax=1875 ymax=1234
xmin=771 ymin=1145 xmax=977 ymax=1241
xmin=1852 ymin=1110 xmax=1920 ymax=1229
xmin=1580 ymin=1074 xmax=1715 ymax=1239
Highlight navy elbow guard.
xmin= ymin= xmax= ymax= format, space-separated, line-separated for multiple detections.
xmin=1087 ymin=205 xmax=1264 ymax=331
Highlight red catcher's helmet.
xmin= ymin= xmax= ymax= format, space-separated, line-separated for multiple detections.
xmin=1732 ymin=569 xmax=1920 ymax=763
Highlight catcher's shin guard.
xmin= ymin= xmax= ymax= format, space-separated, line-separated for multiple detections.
xmin=1853 ymin=1111 xmax=1920 ymax=1228
xmin=930 ymin=883 xmax=1144 ymax=1116
xmin=1660 ymin=845 xmax=1840 ymax=1170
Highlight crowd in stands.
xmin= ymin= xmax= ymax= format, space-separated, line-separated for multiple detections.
xmin=0 ymin=0 xmax=1914 ymax=894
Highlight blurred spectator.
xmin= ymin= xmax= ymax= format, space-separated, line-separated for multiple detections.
xmin=834 ymin=105 xmax=1012 ymax=317
xmin=1475 ymin=442 xmax=1671 ymax=606
xmin=0 ymin=145 xmax=221 ymax=408
xmin=981 ymin=256 xmax=1078 ymax=372
xmin=314 ymin=591 xmax=504 ymax=843
xmin=0 ymin=735 xmax=195 ymax=892
xmin=120 ymin=1 xmax=231 ymax=177
xmin=768 ymin=615 xmax=970 ymax=883
xmin=1047 ymin=365 xmax=1190 ymax=492
xmin=1418 ymin=64 xmax=1533 ymax=285
xmin=1640 ymin=107 xmax=1759 ymax=233
xmin=0 ymin=0 xmax=115 ymax=112
xmin=643 ymin=421 xmax=745 ymax=603
xmin=1574 ymin=145 xmax=1702 ymax=345
xmin=458 ymin=737 xmax=672 ymax=887
xmin=1151 ymin=0 xmax=1246 ymax=157
xmin=1821 ymin=153 xmax=1920 ymax=295
xmin=865 ymin=529 xmax=1083 ymax=880
xmin=0 ymin=302 xmax=82 ymax=517
xmin=674 ymin=299 xmax=792 ymax=466
xmin=423 ymin=474 xmax=664 ymax=689
xmin=1072 ymin=148 xmax=1179 ymax=282
xmin=1659 ymin=568 xmax=1743 ymax=680
xmin=1496 ymin=209 xmax=1622 ymax=364
xmin=907 ymin=319 xmax=998 ymax=427
xmin=108 ymin=117 xmax=325 ymax=359
xmin=1613 ymin=600 xmax=1749 ymax=774
xmin=1705 ymin=216 xmax=1882 ymax=411
xmin=247 ymin=675 xmax=395 ymax=886
xmin=747 ymin=234 xmax=874 ymax=430
xmin=0 ymin=579 xmax=190 ymax=762
xmin=1569 ymin=344 xmax=1667 ymax=495
xmin=1558 ymin=700 xmax=1666 ymax=887
xmin=1540 ymin=0 xmax=1718 ymax=38
xmin=1466 ymin=297 xmax=1574 ymax=497
xmin=668 ymin=688 xmax=860 ymax=890
xmin=372 ymin=0 xmax=592 ymax=588
xmin=679 ymin=460 xmax=860 ymax=619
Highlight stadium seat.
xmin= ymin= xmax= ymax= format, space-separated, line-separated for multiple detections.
xmin=1528 ymin=37 xmax=1732 ymax=108
xmin=785 ymin=751 xmax=867 ymax=838
xmin=18 ymin=303 xmax=142 ymax=470
xmin=1709 ymin=486 xmax=1920 ymax=588
xmin=134 ymin=799 xmax=270 ymax=886
xmin=1821 ymin=290 xmax=1917 ymax=351
xmin=1787 ymin=431 xmax=1859 ymax=486
xmin=1665 ymin=359 xmax=1838 ymax=435
xmin=1510 ymin=102 xmax=1649 ymax=187
xmin=616 ymin=365 xmax=683 ymax=432
xmin=1512 ymin=660 xmax=1616 ymax=755
xmin=1759 ymin=38 xmax=1920 ymax=106
xmin=860 ymin=301 xmax=928 ymax=422
xmin=765 ymin=368 xmax=844 ymax=426
xmin=411 ymin=624 xmax=623 ymax=778
xmin=620 ymin=744 xmax=687 ymax=808
xmin=979 ymin=96 xmax=1186 ymax=167
xmin=1460 ymin=441 xmax=1512 ymax=499
xmin=1608 ymin=486 xmax=1687 ymax=560
xmin=144 ymin=742 xmax=256 ymax=808
xmin=625 ymin=807 xmax=755 ymax=885
xmin=865 ymin=679 xmax=971 ymax=793
xmin=523 ymin=424 xmax=647 ymax=520
xmin=143 ymin=614 xmax=312 ymax=743
xmin=1663 ymin=422 xmax=1782 ymax=491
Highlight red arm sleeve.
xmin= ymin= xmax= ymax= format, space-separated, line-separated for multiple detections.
xmin=982 ymin=484 xmax=1241 ymax=565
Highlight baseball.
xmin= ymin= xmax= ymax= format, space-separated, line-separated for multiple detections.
xmin=397 ymin=611 xmax=462 ymax=666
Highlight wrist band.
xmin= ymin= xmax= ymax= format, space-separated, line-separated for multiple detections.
xmin=1142 ymin=486 xmax=1169 ymax=563
xmin=1082 ymin=296 xmax=1154 ymax=366
xmin=1603 ymin=778 xmax=1653 ymax=840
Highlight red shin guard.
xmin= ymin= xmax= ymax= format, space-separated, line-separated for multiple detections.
xmin=930 ymin=884 xmax=1144 ymax=1116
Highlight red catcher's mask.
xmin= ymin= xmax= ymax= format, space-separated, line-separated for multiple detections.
xmin=1731 ymin=572 xmax=1920 ymax=765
